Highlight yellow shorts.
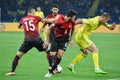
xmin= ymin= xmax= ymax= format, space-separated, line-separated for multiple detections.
xmin=38 ymin=22 xmax=43 ymax=30
xmin=75 ymin=34 xmax=92 ymax=49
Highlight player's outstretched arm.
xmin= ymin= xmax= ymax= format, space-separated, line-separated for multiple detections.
xmin=69 ymin=26 xmax=75 ymax=47
xmin=75 ymin=18 xmax=82 ymax=25
xmin=18 ymin=24 xmax=22 ymax=28
xmin=43 ymin=28 xmax=50 ymax=49
xmin=43 ymin=23 xmax=54 ymax=49
xmin=41 ymin=15 xmax=60 ymax=23
xmin=119 ymin=25 xmax=120 ymax=32
xmin=108 ymin=23 xmax=117 ymax=30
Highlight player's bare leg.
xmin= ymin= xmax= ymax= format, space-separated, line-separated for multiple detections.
xmin=67 ymin=49 xmax=88 ymax=73
xmin=87 ymin=43 xmax=107 ymax=74
xmin=5 ymin=51 xmax=24 ymax=76
xmin=45 ymin=50 xmax=63 ymax=77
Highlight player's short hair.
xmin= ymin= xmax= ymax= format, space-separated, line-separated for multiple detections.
xmin=37 ymin=6 xmax=41 ymax=9
xmin=28 ymin=8 xmax=36 ymax=13
xmin=66 ymin=9 xmax=77 ymax=17
xmin=52 ymin=4 xmax=59 ymax=8
xmin=101 ymin=12 xmax=110 ymax=18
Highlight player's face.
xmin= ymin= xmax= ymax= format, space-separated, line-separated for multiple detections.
xmin=52 ymin=7 xmax=59 ymax=16
xmin=37 ymin=7 xmax=41 ymax=11
xmin=101 ymin=17 xmax=110 ymax=23
xmin=32 ymin=9 xmax=36 ymax=15
xmin=68 ymin=16 xmax=76 ymax=22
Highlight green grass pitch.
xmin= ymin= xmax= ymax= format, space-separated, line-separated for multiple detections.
xmin=0 ymin=32 xmax=120 ymax=80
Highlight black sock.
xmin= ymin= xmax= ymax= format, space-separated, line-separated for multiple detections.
xmin=49 ymin=56 xmax=55 ymax=67
xmin=11 ymin=55 xmax=20 ymax=72
xmin=50 ymin=57 xmax=61 ymax=73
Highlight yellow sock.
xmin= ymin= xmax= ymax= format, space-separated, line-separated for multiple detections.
xmin=92 ymin=52 xmax=99 ymax=69
xmin=71 ymin=53 xmax=86 ymax=66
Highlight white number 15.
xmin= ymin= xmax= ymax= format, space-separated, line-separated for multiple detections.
xmin=24 ymin=20 xmax=35 ymax=31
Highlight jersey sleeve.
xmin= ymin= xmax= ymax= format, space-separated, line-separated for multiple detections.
xmin=36 ymin=16 xmax=42 ymax=22
xmin=82 ymin=18 xmax=96 ymax=26
xmin=82 ymin=19 xmax=90 ymax=24
xmin=102 ymin=23 xmax=110 ymax=28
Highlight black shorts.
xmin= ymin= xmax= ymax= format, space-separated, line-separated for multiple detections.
xmin=18 ymin=38 xmax=45 ymax=53
xmin=50 ymin=36 xmax=69 ymax=52
xmin=49 ymin=32 xmax=54 ymax=43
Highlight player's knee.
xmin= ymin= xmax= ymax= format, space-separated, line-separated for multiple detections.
xmin=57 ymin=55 xmax=62 ymax=58
xmin=92 ymin=46 xmax=99 ymax=52
xmin=82 ymin=53 xmax=88 ymax=57
xmin=50 ymin=52 xmax=56 ymax=56
xmin=82 ymin=49 xmax=88 ymax=55
xmin=16 ymin=51 xmax=24 ymax=58
xmin=57 ymin=53 xmax=63 ymax=58
xmin=93 ymin=48 xmax=99 ymax=53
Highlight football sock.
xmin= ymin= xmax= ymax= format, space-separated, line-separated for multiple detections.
xmin=50 ymin=57 xmax=61 ymax=73
xmin=92 ymin=52 xmax=99 ymax=70
xmin=46 ymin=50 xmax=50 ymax=61
xmin=49 ymin=56 xmax=55 ymax=67
xmin=71 ymin=53 xmax=86 ymax=66
xmin=11 ymin=55 xmax=20 ymax=72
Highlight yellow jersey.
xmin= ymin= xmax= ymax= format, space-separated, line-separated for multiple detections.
xmin=35 ymin=11 xmax=44 ymax=18
xmin=77 ymin=16 xmax=109 ymax=36
xmin=35 ymin=11 xmax=45 ymax=39
xmin=35 ymin=11 xmax=45 ymax=29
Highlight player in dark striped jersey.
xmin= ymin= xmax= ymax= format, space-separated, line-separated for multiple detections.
xmin=40 ymin=4 xmax=64 ymax=71
xmin=5 ymin=8 xmax=59 ymax=76
xmin=44 ymin=9 xmax=77 ymax=77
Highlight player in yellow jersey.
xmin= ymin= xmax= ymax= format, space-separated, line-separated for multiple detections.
xmin=67 ymin=12 xmax=117 ymax=74
xmin=35 ymin=6 xmax=45 ymax=39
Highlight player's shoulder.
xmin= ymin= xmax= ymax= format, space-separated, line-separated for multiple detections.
xmin=33 ymin=15 xmax=39 ymax=18
xmin=56 ymin=15 xmax=64 ymax=21
xmin=58 ymin=14 xmax=64 ymax=17
xmin=90 ymin=16 xmax=100 ymax=20
xmin=90 ymin=16 xmax=100 ymax=23
xmin=46 ymin=14 xmax=54 ymax=18
xmin=58 ymin=14 xmax=64 ymax=19
xmin=54 ymin=17 xmax=63 ymax=25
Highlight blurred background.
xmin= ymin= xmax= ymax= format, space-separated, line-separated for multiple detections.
xmin=0 ymin=0 xmax=120 ymax=23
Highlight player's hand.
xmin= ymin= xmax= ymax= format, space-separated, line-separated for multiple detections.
xmin=109 ymin=22 xmax=117 ymax=30
xmin=39 ymin=27 xmax=44 ymax=34
xmin=43 ymin=40 xmax=49 ymax=49
xmin=119 ymin=26 xmax=120 ymax=32
xmin=69 ymin=40 xmax=75 ymax=47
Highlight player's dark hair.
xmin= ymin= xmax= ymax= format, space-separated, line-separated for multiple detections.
xmin=66 ymin=9 xmax=77 ymax=17
xmin=52 ymin=4 xmax=59 ymax=8
xmin=101 ymin=12 xmax=110 ymax=18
